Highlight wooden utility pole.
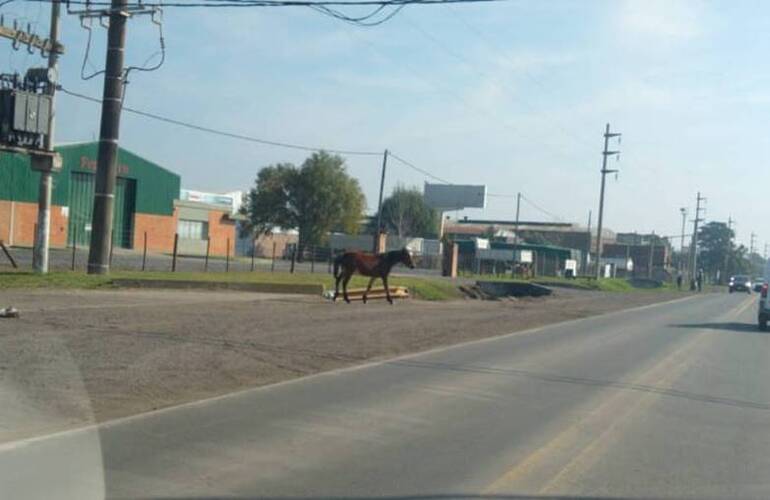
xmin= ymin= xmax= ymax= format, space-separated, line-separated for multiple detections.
xmin=373 ymin=149 xmax=388 ymax=252
xmin=594 ymin=123 xmax=621 ymax=279
xmin=88 ymin=0 xmax=129 ymax=274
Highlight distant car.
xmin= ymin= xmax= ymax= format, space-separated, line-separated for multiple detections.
xmin=729 ymin=275 xmax=752 ymax=293
xmin=754 ymin=277 xmax=766 ymax=292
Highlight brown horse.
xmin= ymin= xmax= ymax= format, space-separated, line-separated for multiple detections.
xmin=333 ymin=248 xmax=416 ymax=304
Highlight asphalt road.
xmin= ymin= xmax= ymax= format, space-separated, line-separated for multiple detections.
xmin=3 ymin=292 xmax=769 ymax=500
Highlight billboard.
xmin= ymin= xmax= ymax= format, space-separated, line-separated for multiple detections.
xmin=423 ymin=183 xmax=486 ymax=211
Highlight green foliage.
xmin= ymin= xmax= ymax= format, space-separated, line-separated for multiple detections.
xmin=370 ymin=185 xmax=438 ymax=238
xmin=698 ymin=222 xmax=734 ymax=276
xmin=0 ymin=270 xmax=461 ymax=300
xmin=242 ymin=152 xmax=366 ymax=251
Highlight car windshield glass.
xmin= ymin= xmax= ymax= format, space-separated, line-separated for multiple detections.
xmin=3 ymin=1 xmax=770 ymax=499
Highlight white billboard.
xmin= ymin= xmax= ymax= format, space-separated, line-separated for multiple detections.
xmin=424 ymin=183 xmax=486 ymax=211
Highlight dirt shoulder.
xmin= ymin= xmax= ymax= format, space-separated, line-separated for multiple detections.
xmin=0 ymin=287 xmax=688 ymax=441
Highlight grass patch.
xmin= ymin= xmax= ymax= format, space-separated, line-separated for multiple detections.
xmin=0 ymin=269 xmax=462 ymax=301
xmin=464 ymin=274 xmax=678 ymax=293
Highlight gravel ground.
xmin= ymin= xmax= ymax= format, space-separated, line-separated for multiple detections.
xmin=0 ymin=287 xmax=688 ymax=441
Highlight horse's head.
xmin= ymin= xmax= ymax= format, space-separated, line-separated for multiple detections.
xmin=400 ymin=248 xmax=416 ymax=269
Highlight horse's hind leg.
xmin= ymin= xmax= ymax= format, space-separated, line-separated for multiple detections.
xmin=362 ymin=277 xmax=376 ymax=304
xmin=342 ymin=272 xmax=353 ymax=303
xmin=334 ymin=270 xmax=342 ymax=302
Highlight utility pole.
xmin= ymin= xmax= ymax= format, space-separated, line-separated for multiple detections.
xmin=585 ymin=209 xmax=592 ymax=275
xmin=513 ymin=192 xmax=521 ymax=247
xmin=750 ymin=232 xmax=757 ymax=256
xmin=723 ymin=216 xmax=733 ymax=284
xmin=373 ymin=149 xmax=388 ymax=253
xmin=679 ymin=208 xmax=687 ymax=274
xmin=594 ymin=123 xmax=621 ymax=279
xmin=32 ymin=0 xmax=61 ymax=274
xmin=689 ymin=192 xmax=705 ymax=286
xmin=648 ymin=232 xmax=655 ymax=279
xmin=87 ymin=0 xmax=129 ymax=274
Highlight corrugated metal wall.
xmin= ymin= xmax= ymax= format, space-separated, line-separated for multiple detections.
xmin=0 ymin=142 xmax=180 ymax=216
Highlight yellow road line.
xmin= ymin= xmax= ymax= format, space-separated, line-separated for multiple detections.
xmin=482 ymin=296 xmax=750 ymax=495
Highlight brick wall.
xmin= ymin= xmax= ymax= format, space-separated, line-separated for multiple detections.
xmin=253 ymin=233 xmax=298 ymax=258
xmin=134 ymin=212 xmax=178 ymax=253
xmin=0 ymin=200 xmax=68 ymax=248
xmin=207 ymin=211 xmax=237 ymax=257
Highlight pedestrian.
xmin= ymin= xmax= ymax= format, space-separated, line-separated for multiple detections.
xmin=677 ymin=272 xmax=683 ymax=290
xmin=696 ymin=268 xmax=704 ymax=292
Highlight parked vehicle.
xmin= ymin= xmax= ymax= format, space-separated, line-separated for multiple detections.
xmin=754 ymin=277 xmax=765 ymax=292
xmin=729 ymin=275 xmax=752 ymax=293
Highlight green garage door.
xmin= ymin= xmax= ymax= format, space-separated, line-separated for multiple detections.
xmin=67 ymin=172 xmax=136 ymax=249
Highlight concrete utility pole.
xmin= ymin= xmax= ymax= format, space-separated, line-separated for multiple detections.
xmin=690 ymin=192 xmax=705 ymax=283
xmin=32 ymin=0 xmax=61 ymax=274
xmin=513 ymin=192 xmax=521 ymax=247
xmin=585 ymin=209 xmax=592 ymax=275
xmin=87 ymin=0 xmax=129 ymax=274
xmin=679 ymin=208 xmax=687 ymax=274
xmin=723 ymin=216 xmax=733 ymax=283
xmin=373 ymin=149 xmax=388 ymax=253
xmin=648 ymin=232 xmax=655 ymax=279
xmin=750 ymin=232 xmax=757 ymax=256
xmin=594 ymin=123 xmax=621 ymax=279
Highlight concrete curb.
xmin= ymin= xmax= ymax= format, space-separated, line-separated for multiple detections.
xmin=111 ymin=278 xmax=323 ymax=295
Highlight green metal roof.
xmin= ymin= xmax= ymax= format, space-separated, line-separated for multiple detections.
xmin=0 ymin=142 xmax=180 ymax=216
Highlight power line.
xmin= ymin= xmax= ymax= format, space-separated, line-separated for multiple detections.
xmin=401 ymin=14 xmax=595 ymax=155
xmin=59 ymin=86 xmax=383 ymax=156
xmin=31 ymin=0 xmax=516 ymax=7
xmin=520 ymin=194 xmax=563 ymax=222
xmin=388 ymin=152 xmax=452 ymax=184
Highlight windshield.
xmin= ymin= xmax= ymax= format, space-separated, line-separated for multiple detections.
xmin=2 ymin=1 xmax=770 ymax=499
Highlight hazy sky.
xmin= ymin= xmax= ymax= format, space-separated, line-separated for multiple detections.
xmin=3 ymin=0 xmax=769 ymax=249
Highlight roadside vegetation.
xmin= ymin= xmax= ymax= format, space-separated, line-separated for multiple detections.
xmin=0 ymin=270 xmax=462 ymax=301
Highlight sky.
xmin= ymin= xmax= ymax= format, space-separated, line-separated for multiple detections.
xmin=3 ymin=0 xmax=770 ymax=250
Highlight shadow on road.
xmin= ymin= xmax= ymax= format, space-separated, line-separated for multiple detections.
xmin=134 ymin=495 xmax=662 ymax=500
xmin=670 ymin=322 xmax=759 ymax=333
xmin=386 ymin=359 xmax=770 ymax=411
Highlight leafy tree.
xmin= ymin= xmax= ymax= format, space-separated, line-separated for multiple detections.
xmin=370 ymin=185 xmax=438 ymax=238
xmin=242 ymin=151 xmax=366 ymax=255
xmin=698 ymin=222 xmax=734 ymax=279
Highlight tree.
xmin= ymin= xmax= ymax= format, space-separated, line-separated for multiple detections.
xmin=370 ymin=185 xmax=438 ymax=238
xmin=698 ymin=221 xmax=734 ymax=279
xmin=242 ymin=152 xmax=366 ymax=255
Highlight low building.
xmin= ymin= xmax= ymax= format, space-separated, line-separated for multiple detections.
xmin=0 ymin=142 xmax=240 ymax=257
xmin=0 ymin=142 xmax=180 ymax=251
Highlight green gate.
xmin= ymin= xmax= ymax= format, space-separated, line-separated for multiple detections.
xmin=67 ymin=172 xmax=136 ymax=249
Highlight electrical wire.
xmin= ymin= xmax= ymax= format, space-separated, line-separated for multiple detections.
xmin=38 ymin=0 xmax=515 ymax=7
xmin=520 ymin=194 xmax=563 ymax=222
xmin=387 ymin=152 xmax=453 ymax=184
xmin=59 ymin=86 xmax=384 ymax=156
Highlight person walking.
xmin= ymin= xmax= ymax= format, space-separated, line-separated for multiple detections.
xmin=696 ymin=268 xmax=704 ymax=292
xmin=677 ymin=271 xmax=683 ymax=290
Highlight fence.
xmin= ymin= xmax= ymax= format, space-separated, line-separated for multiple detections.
xmin=0 ymin=233 xmax=441 ymax=277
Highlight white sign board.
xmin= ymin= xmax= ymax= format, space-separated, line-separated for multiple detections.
xmin=475 ymin=238 xmax=489 ymax=250
xmin=516 ymin=250 xmax=533 ymax=263
xmin=424 ymin=183 xmax=487 ymax=211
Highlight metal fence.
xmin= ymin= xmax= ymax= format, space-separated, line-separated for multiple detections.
xmin=0 ymin=235 xmax=442 ymax=276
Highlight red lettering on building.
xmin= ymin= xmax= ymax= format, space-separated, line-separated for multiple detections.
xmin=79 ymin=156 xmax=129 ymax=175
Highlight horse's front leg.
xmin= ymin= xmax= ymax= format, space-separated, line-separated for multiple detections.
xmin=362 ymin=276 xmax=376 ymax=304
xmin=382 ymin=275 xmax=393 ymax=305
xmin=333 ymin=272 xmax=341 ymax=302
